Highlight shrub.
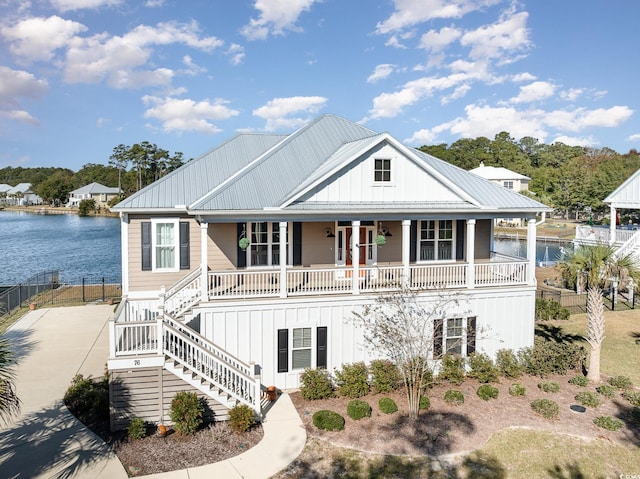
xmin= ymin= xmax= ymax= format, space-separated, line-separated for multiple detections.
xmin=623 ymin=390 xmax=640 ymax=407
xmin=64 ymin=373 xmax=109 ymax=424
xmin=575 ymin=391 xmax=600 ymax=408
xmin=596 ymin=384 xmax=617 ymax=399
xmin=312 ymin=410 xmax=345 ymax=431
xmin=127 ymin=417 xmax=146 ymax=441
xmin=537 ymin=381 xmax=560 ymax=393
xmin=608 ymin=376 xmax=633 ymax=390
xmin=568 ymin=375 xmax=589 ymax=387
xmin=78 ymin=198 xmax=96 ymax=216
xmin=378 ymin=397 xmax=398 ymax=414
xmin=477 ymin=384 xmax=499 ymax=401
xmin=169 ymin=391 xmax=204 ymax=435
xmin=334 ymin=362 xmax=369 ymax=398
xmin=509 ymin=383 xmax=526 ymax=396
xmin=536 ymin=298 xmax=570 ymax=321
xmin=531 ymin=398 xmax=559 ymax=420
xmin=228 ymin=404 xmax=256 ymax=433
xmin=496 ymin=349 xmax=524 ymax=379
xmin=444 ymin=389 xmax=464 ymax=406
xmin=369 ymin=359 xmax=401 ymax=394
xmin=347 ymin=400 xmax=372 ymax=420
xmin=437 ymin=354 xmax=466 ymax=385
xmin=467 ymin=352 xmax=499 ymax=383
xmin=419 ymin=396 xmax=430 ymax=410
xmin=593 ymin=416 xmax=624 ymax=431
xmin=299 ymin=368 xmax=335 ymax=400
xmin=518 ymin=337 xmax=586 ymax=377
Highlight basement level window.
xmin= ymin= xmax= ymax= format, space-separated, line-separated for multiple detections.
xmin=374 ymin=159 xmax=391 ymax=182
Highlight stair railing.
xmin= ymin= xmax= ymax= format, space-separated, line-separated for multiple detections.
xmin=613 ymin=229 xmax=640 ymax=260
xmin=162 ymin=267 xmax=203 ymax=318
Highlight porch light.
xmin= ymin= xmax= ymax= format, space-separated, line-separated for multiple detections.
xmin=325 ymin=228 xmax=335 ymax=238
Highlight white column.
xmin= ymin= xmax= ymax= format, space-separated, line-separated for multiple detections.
xmin=402 ymin=220 xmax=411 ymax=288
xmin=466 ymin=219 xmax=476 ymax=289
xmin=120 ymin=213 xmax=129 ymax=296
xmin=610 ymin=206 xmax=617 ymax=245
xmin=279 ymin=221 xmax=287 ymax=298
xmin=200 ymin=221 xmax=208 ymax=300
xmin=527 ymin=218 xmax=537 ymax=285
xmin=352 ymin=220 xmax=360 ymax=295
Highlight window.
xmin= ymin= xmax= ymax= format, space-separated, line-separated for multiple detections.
xmin=503 ymin=180 xmax=514 ymax=189
xmin=419 ymin=220 xmax=453 ymax=261
xmin=155 ymin=221 xmax=176 ymax=270
xmin=141 ymin=220 xmax=189 ymax=272
xmin=446 ymin=318 xmax=464 ymax=355
xmin=433 ymin=316 xmax=477 ymax=359
xmin=292 ymin=327 xmax=312 ymax=369
xmin=374 ymin=159 xmax=391 ymax=182
xmin=248 ymin=222 xmax=286 ymax=266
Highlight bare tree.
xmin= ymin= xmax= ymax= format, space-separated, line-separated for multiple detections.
xmin=352 ymin=289 xmax=470 ymax=420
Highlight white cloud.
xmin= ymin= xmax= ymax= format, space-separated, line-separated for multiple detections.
xmin=551 ymin=134 xmax=597 ymax=147
xmin=142 ymin=95 xmax=239 ymax=134
xmin=418 ymin=26 xmax=461 ymax=52
xmin=145 ymin=0 xmax=165 ymax=6
xmin=182 ymin=55 xmax=207 ymax=76
xmin=50 ymin=0 xmax=123 ymax=12
xmin=460 ymin=10 xmax=530 ymax=61
xmin=0 ymin=66 xmax=48 ymax=125
xmin=560 ymin=88 xmax=584 ymax=102
xmin=226 ymin=44 xmax=245 ymax=66
xmin=241 ymin=0 xmax=319 ymax=40
xmin=627 ymin=133 xmax=640 ymax=142
xmin=367 ymin=64 xmax=395 ymax=83
xmin=510 ymin=81 xmax=555 ymax=104
xmin=253 ymin=96 xmax=327 ymax=131
xmin=511 ymin=72 xmax=536 ymax=82
xmin=1 ymin=15 xmax=87 ymax=62
xmin=544 ymin=106 xmax=633 ymax=132
xmin=0 ymin=109 xmax=39 ymax=125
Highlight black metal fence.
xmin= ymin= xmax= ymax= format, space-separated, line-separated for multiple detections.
xmin=537 ymin=286 xmax=636 ymax=315
xmin=0 ymin=270 xmax=122 ymax=316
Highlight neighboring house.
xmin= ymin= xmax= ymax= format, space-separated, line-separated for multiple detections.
xmin=0 ymin=184 xmax=11 ymax=204
xmin=108 ymin=115 xmax=549 ymax=430
xmin=6 ymin=183 xmax=42 ymax=206
xmin=68 ymin=182 xmax=121 ymax=208
xmin=470 ymin=163 xmax=531 ymax=227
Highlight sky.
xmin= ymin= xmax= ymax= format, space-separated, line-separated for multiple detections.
xmin=1 ymin=0 xmax=639 ymax=172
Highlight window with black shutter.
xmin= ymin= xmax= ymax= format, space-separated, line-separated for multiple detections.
xmin=179 ymin=222 xmax=190 ymax=270
xmin=467 ymin=316 xmax=477 ymax=355
xmin=316 ymin=327 xmax=327 ymax=369
xmin=141 ymin=221 xmax=151 ymax=271
xmin=277 ymin=329 xmax=288 ymax=373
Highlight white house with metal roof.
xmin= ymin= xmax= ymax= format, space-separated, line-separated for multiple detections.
xmin=67 ymin=182 xmax=120 ymax=208
xmin=5 ymin=183 xmax=42 ymax=205
xmin=108 ymin=114 xmax=549 ymax=430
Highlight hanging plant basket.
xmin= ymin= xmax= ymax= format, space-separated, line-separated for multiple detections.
xmin=238 ymin=237 xmax=250 ymax=250
xmin=375 ymin=234 xmax=386 ymax=246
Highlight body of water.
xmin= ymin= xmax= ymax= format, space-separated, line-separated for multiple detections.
xmin=493 ymin=238 xmax=566 ymax=265
xmin=0 ymin=210 xmax=121 ymax=285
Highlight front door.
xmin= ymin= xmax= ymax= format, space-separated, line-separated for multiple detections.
xmin=345 ymin=227 xmax=368 ymax=266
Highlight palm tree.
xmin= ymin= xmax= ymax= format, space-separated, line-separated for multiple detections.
xmin=0 ymin=333 xmax=20 ymax=423
xmin=560 ymin=244 xmax=639 ymax=382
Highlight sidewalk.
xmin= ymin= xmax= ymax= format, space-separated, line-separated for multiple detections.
xmin=0 ymin=305 xmax=306 ymax=479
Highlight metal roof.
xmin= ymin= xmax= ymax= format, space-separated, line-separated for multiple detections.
xmin=71 ymin=182 xmax=120 ymax=195
xmin=469 ymin=164 xmax=530 ymax=181
xmin=604 ymin=168 xmax=640 ymax=208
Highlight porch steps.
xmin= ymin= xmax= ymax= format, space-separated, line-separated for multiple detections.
xmin=164 ymin=359 xmax=238 ymax=412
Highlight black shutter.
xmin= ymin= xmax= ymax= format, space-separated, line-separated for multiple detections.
xmin=467 ymin=316 xmax=477 ymax=355
xmin=141 ymin=221 xmax=151 ymax=271
xmin=317 ymin=326 xmax=327 ymax=369
xmin=433 ymin=317 xmax=443 ymax=359
xmin=179 ymin=222 xmax=190 ymax=269
xmin=293 ymin=222 xmax=302 ymax=266
xmin=237 ymin=223 xmax=246 ymax=268
xmin=277 ymin=329 xmax=288 ymax=373
xmin=409 ymin=220 xmax=417 ymax=262
xmin=456 ymin=220 xmax=465 ymax=260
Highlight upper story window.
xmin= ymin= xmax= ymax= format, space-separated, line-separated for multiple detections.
xmin=248 ymin=222 xmax=286 ymax=267
xmin=503 ymin=180 xmax=514 ymax=189
xmin=374 ymin=159 xmax=391 ymax=182
xmin=142 ymin=219 xmax=190 ymax=272
xmin=419 ymin=220 xmax=454 ymax=261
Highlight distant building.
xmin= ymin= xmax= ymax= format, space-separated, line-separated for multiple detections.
xmin=68 ymin=182 xmax=121 ymax=208
xmin=5 ymin=183 xmax=43 ymax=206
xmin=0 ymin=184 xmax=11 ymax=204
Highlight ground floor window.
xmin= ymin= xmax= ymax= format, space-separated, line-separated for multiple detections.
xmin=292 ymin=327 xmax=312 ymax=369
xmin=433 ymin=316 xmax=476 ymax=358
xmin=277 ymin=326 xmax=328 ymax=373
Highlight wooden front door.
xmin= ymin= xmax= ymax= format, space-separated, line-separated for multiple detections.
xmin=345 ymin=228 xmax=367 ymax=266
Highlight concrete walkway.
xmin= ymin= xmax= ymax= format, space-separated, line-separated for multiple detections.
xmin=0 ymin=305 xmax=306 ymax=479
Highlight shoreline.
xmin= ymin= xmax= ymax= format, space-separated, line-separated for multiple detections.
xmin=0 ymin=205 xmax=118 ymax=218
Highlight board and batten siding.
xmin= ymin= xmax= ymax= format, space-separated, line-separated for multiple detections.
xmin=303 ymin=143 xmax=463 ymax=204
xmin=109 ymin=366 xmax=227 ymax=431
xmin=127 ymin=216 xmax=201 ymax=293
xmin=194 ymin=286 xmax=536 ymax=390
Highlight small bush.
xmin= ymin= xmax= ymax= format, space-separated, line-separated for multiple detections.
xmin=127 ymin=417 xmax=146 ymax=441
xmin=536 ymin=298 xmax=570 ymax=321
xmin=568 ymin=375 xmax=589 ymax=387
xmin=593 ymin=416 xmax=624 ymax=431
xmin=378 ymin=397 xmax=398 ymax=414
xmin=496 ymin=349 xmax=524 ymax=379
xmin=531 ymin=398 xmax=559 ymax=420
xmin=477 ymin=384 xmax=499 ymax=401
xmin=169 ymin=391 xmax=204 ymax=435
xmin=299 ymin=368 xmax=335 ymax=400
xmin=509 ymin=383 xmax=526 ymax=396
xmin=64 ymin=373 xmax=109 ymax=424
xmin=437 ymin=354 xmax=466 ymax=385
xmin=347 ymin=400 xmax=372 ymax=420
xmin=369 ymin=359 xmax=401 ymax=394
xmin=596 ymin=384 xmax=617 ymax=399
xmin=334 ymin=362 xmax=369 ymax=398
xmin=228 ymin=404 xmax=256 ymax=433
xmin=623 ymin=390 xmax=640 ymax=407
xmin=312 ymin=410 xmax=345 ymax=431
xmin=419 ymin=396 xmax=430 ymax=410
xmin=608 ymin=376 xmax=633 ymax=390
xmin=575 ymin=391 xmax=600 ymax=408
xmin=537 ymin=381 xmax=560 ymax=393
xmin=444 ymin=389 xmax=464 ymax=406
xmin=467 ymin=352 xmax=499 ymax=383
xmin=78 ymin=198 xmax=96 ymax=216
xmin=519 ymin=337 xmax=586 ymax=377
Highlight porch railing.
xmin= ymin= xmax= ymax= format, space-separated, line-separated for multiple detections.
xmin=575 ymin=225 xmax=636 ymax=244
